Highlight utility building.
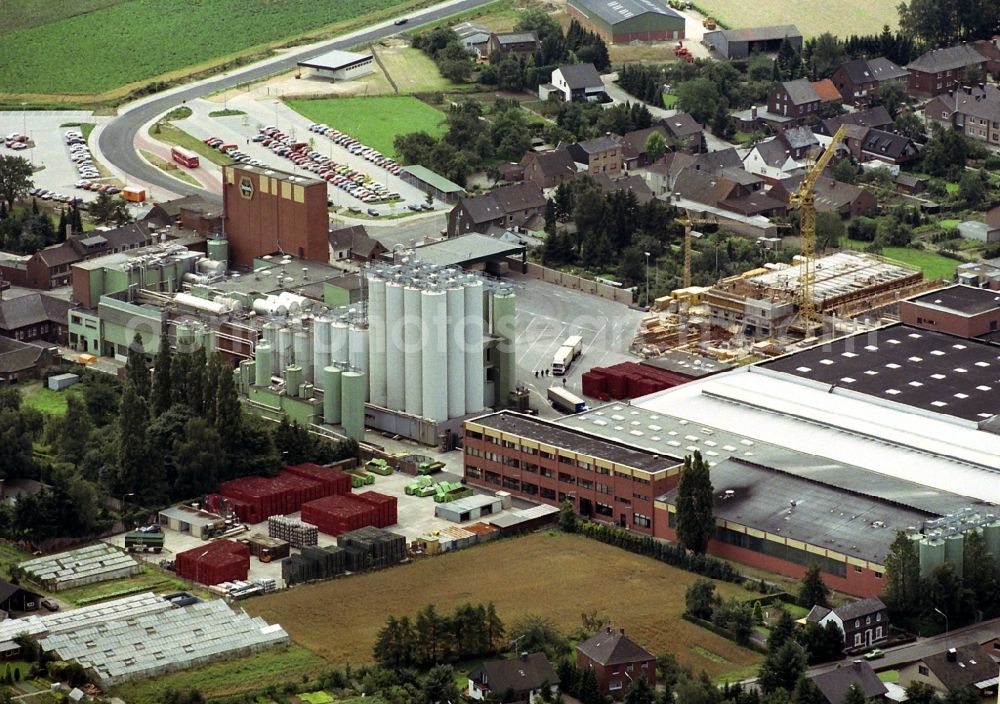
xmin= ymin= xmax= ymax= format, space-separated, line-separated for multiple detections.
xmin=566 ymin=0 xmax=685 ymax=43
xmin=297 ymin=50 xmax=374 ymax=81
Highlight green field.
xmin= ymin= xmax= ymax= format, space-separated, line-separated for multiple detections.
xmin=841 ymin=238 xmax=958 ymax=280
xmin=108 ymin=645 xmax=327 ymax=702
xmin=376 ymin=45 xmax=460 ymax=94
xmin=695 ymin=0 xmax=897 ymax=36
xmin=0 ymin=0 xmax=424 ymax=98
xmin=286 ymin=96 xmax=446 ymax=157
xmin=20 ymin=382 xmax=83 ymax=416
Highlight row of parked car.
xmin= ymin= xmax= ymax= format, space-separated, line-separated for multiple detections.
xmin=74 ymin=181 xmax=121 ymax=195
xmin=28 ymin=187 xmax=86 ymax=208
xmin=308 ymin=123 xmax=403 ymax=176
xmin=202 ymin=136 xmax=265 ymax=167
xmin=65 ymin=129 xmax=100 ymax=181
xmin=3 ymin=133 xmax=28 ymax=150
xmin=257 ymin=126 xmax=399 ymax=204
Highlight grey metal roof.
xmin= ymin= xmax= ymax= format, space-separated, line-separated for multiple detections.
xmin=492 ymin=31 xmax=539 ymax=45
xmin=910 ymin=284 xmax=1000 ymax=316
xmin=297 ymin=49 xmax=372 ymax=71
xmin=411 ymin=233 xmax=525 ymax=267
xmin=402 ymin=164 xmax=465 ymax=193
xmin=716 ymin=24 xmax=801 ymax=43
xmin=569 ymin=0 xmax=682 ymax=26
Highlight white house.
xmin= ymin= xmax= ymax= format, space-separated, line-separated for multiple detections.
xmin=742 ymin=137 xmax=806 ymax=183
xmin=550 ymin=63 xmax=605 ymax=102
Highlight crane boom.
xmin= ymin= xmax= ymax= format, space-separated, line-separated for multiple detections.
xmin=790 ymin=124 xmax=849 ymax=332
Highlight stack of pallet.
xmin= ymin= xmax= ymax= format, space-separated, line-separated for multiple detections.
xmin=281 ymin=545 xmax=347 ymax=585
xmin=337 ymin=526 xmax=406 ymax=570
xmin=176 ymin=540 xmax=249 ymax=585
xmin=267 ymin=515 xmax=318 ymax=548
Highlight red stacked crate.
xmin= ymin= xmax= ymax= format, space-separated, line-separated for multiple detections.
xmin=605 ymin=370 xmax=627 ymax=399
xmin=301 ymin=495 xmax=376 ymax=536
xmin=176 ymin=540 xmax=249 ymax=584
xmin=354 ymin=492 xmax=398 ymax=528
xmin=581 ymin=370 xmax=607 ymax=398
xmin=284 ymin=463 xmax=352 ymax=496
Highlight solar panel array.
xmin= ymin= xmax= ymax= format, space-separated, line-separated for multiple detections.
xmin=19 ymin=544 xmax=142 ymax=591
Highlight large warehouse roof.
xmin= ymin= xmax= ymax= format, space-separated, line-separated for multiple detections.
xmin=711 ymin=25 xmax=801 ymax=42
xmin=297 ymin=49 xmax=373 ymax=72
xmin=762 ymin=324 xmax=1000 ymax=423
xmin=570 ymin=0 xmax=682 ymax=26
xmin=630 ymin=366 xmax=1000 ymax=503
xmin=411 ymin=233 xmax=524 ymax=267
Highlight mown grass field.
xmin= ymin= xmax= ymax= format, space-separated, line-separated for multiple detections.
xmin=840 ymin=238 xmax=959 ymax=280
xmin=19 ymin=382 xmax=84 ymax=416
xmin=695 ymin=0 xmax=897 ymax=37
xmin=376 ymin=46 xmax=459 ymax=94
xmin=0 ymin=0 xmax=425 ymax=99
xmin=246 ymin=532 xmax=761 ymax=680
xmin=286 ymin=96 xmax=446 ymax=157
xmin=109 ymin=645 xmax=327 ymax=702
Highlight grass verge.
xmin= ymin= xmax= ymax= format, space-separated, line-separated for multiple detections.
xmin=139 ymin=149 xmax=202 ymax=187
xmin=208 ymin=108 xmax=246 ymax=118
xmin=148 ymin=123 xmax=232 ymax=167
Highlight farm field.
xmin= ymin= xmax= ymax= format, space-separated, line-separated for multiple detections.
xmin=246 ymin=532 xmax=762 ymax=680
xmin=109 ymin=645 xmax=327 ymax=702
xmin=0 ymin=0 xmax=424 ymax=99
xmin=696 ymin=0 xmax=898 ymax=37
xmin=286 ymin=96 xmax=447 ymax=157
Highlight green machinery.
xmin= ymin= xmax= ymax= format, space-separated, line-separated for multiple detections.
xmin=125 ymin=526 xmax=164 ymax=553
xmin=417 ymin=461 xmax=445 ymax=475
xmin=365 ymin=458 xmax=394 ymax=476
xmin=433 ymin=481 xmax=473 ymax=503
xmin=405 ymin=476 xmax=436 ymax=497
xmin=346 ymin=469 xmax=375 ymax=488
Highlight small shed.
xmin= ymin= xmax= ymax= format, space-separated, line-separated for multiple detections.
xmin=158 ymin=505 xmax=224 ymax=539
xmin=434 ymin=494 xmax=504 ymax=523
xmin=958 ymin=220 xmax=1000 ymax=243
xmin=297 ymin=49 xmax=374 ymax=81
xmin=47 ymin=373 xmax=79 ymax=391
xmin=400 ymin=165 xmax=467 ymax=203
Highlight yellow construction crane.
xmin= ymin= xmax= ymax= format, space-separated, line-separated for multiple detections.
xmin=675 ymin=210 xmax=716 ymax=288
xmin=789 ymin=124 xmax=849 ymax=332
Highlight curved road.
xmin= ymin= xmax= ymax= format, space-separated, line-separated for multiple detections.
xmin=99 ymin=0 xmax=496 ymax=198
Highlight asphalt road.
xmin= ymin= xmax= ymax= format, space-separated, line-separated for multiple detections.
xmin=98 ymin=0 xmax=497 ymax=198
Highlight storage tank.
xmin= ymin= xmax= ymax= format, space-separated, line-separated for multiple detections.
xmin=421 ymin=288 xmax=448 ymax=423
xmin=262 ymin=321 xmax=280 ymax=349
xmin=341 ymin=370 xmax=365 ymax=441
xmin=238 ymin=359 xmax=253 ymax=394
xmin=492 ymin=291 xmax=517 ymax=404
xmin=323 ymin=366 xmax=342 ymax=424
xmin=196 ymin=258 xmax=226 ymax=276
xmin=368 ymin=273 xmax=388 ymax=408
xmin=277 ymin=327 xmax=293 ymax=373
xmin=983 ymin=520 xmax=1000 ymax=561
xmin=464 ymin=279 xmax=485 ymax=414
xmin=403 ymin=285 xmax=423 ymax=417
xmin=207 ymin=238 xmax=229 ymax=264
xmin=175 ymin=291 xmax=229 ymax=316
xmin=294 ymin=329 xmax=312 ymax=384
xmin=348 ymin=326 xmax=370 ymax=401
xmin=300 ymin=383 xmax=314 ymax=400
xmin=254 ymin=342 xmax=272 ymax=387
xmin=385 ymin=280 xmax=405 ymax=411
xmin=175 ymin=322 xmax=193 ymax=352
xmin=312 ymin=316 xmax=330 ymax=390
xmin=446 ymin=284 xmax=466 ymax=419
xmin=945 ymin=533 xmax=964 ymax=578
xmin=330 ymin=320 xmax=349 ymax=364
xmin=285 ymin=365 xmax=302 ymax=398
xmin=919 ymin=538 xmax=945 ymax=577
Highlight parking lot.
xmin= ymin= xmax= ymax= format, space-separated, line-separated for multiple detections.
xmin=510 ymin=274 xmax=643 ymax=418
xmin=0 ymin=110 xmax=114 ymax=205
xmin=174 ymin=98 xmax=440 ymax=215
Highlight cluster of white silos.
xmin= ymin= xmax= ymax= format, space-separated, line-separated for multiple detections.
xmin=909 ymin=509 xmax=1000 ymax=579
xmin=362 ymin=263 xmax=487 ymax=423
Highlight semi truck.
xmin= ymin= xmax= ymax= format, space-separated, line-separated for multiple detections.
xmin=548 ymin=386 xmax=588 ymax=414
xmin=125 ymin=525 xmax=164 ymax=553
xmin=551 ymin=335 xmax=583 ymax=375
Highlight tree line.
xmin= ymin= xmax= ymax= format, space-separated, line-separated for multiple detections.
xmin=374 ymin=602 xmax=505 ymax=669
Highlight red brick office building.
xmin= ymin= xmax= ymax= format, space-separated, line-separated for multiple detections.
xmin=901 ymin=284 xmax=1000 ymax=339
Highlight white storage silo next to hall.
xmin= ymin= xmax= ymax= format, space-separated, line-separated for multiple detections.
xmin=293 ymin=329 xmax=312 ymax=384
xmin=368 ymin=273 xmax=388 ymax=408
xmin=348 ymin=325 xmax=370 ymax=401
xmin=312 ymin=315 xmax=330 ymax=390
xmin=277 ymin=327 xmax=293 ymax=375
xmin=330 ymin=320 xmax=349 ymax=365
xmin=385 ymin=279 xmax=405 ymax=412
xmin=421 ymin=288 xmax=448 ymax=423
xmin=464 ymin=279 xmax=485 ymax=414
xmin=403 ymin=285 xmax=423 ymax=417
xmin=446 ymin=284 xmax=466 ymax=419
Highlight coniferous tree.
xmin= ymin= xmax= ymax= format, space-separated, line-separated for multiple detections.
xmin=675 ymin=450 xmax=714 ymax=554
xmin=125 ymin=333 xmax=150 ymax=400
xmin=798 ymin=564 xmax=831 ymax=609
xmin=151 ymin=333 xmax=172 ymax=416
xmin=57 ymin=395 xmax=92 ymax=467
xmin=117 ymin=382 xmax=152 ymax=498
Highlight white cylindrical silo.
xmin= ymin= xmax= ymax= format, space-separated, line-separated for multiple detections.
xmin=492 ymin=291 xmax=517 ymax=406
xmin=464 ymin=279 xmax=485 ymax=414
xmin=368 ymin=273 xmax=387 ymax=408
xmin=293 ymin=329 xmax=312 ymax=384
xmin=385 ymin=280 xmax=405 ymax=411
xmin=255 ymin=341 xmax=272 ymax=387
xmin=312 ymin=315 xmax=330 ymax=390
xmin=446 ymin=284 xmax=466 ymax=419
xmin=262 ymin=321 xmax=280 ymax=348
xmin=323 ymin=366 xmax=342 ymax=424
xmin=277 ymin=327 xmax=292 ymax=374
xmin=330 ymin=320 xmax=349 ymax=364
xmin=341 ymin=370 xmax=365 ymax=441
xmin=348 ymin=325 xmax=370 ymax=401
xmin=421 ymin=288 xmax=448 ymax=422
xmin=403 ymin=285 xmax=423 ymax=417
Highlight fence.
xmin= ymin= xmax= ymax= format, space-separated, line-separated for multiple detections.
xmin=511 ymin=259 xmax=635 ymax=304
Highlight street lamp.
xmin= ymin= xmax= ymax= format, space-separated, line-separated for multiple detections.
xmin=933 ymin=607 xmax=949 ymax=635
xmin=644 ymin=251 xmax=651 ymax=307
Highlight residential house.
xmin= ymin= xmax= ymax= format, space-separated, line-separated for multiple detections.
xmin=805 ymin=597 xmax=889 ymax=651
xmin=566 ymin=136 xmax=623 ymax=176
xmin=811 ymin=661 xmax=888 ymax=704
xmin=467 ymin=652 xmax=559 ymax=703
xmin=743 ymin=138 xmax=807 ymax=183
xmin=841 ymin=127 xmax=921 ymax=166
xmin=813 ymin=78 xmax=845 ymax=107
xmin=830 ymin=57 xmax=909 ymax=105
xmin=661 ymin=112 xmax=707 ymax=153
xmin=906 ymin=44 xmax=990 ymax=97
xmin=453 ymin=22 xmax=492 ymax=59
xmin=769 ymin=79 xmax=841 ymax=121
xmin=899 ymin=644 xmax=999 ymax=699
xmin=817 ymin=106 xmax=894 ymax=136
xmin=0 ymin=337 xmax=58 ymax=385
xmin=593 ymin=173 xmax=656 ymax=204
xmin=693 ymin=147 xmax=743 ymax=172
xmin=576 ymin=628 xmax=656 ymax=697
xmin=0 ymin=580 xmax=41 ymax=614
xmin=777 ymin=126 xmax=820 ymax=160
xmin=0 ymin=292 xmax=74 ymax=345
xmin=520 ymin=149 xmax=579 ymax=188
xmin=550 ymin=63 xmax=605 ymax=102
xmin=643 ymin=151 xmax=696 ymax=196
xmin=447 ymin=182 xmax=547 ymax=236
xmin=925 ymin=84 xmax=1000 ymax=148
xmin=732 ymin=105 xmax=796 ymax=133
xmin=620 ymin=125 xmax=669 ymax=169
xmin=895 ymin=173 xmax=927 ymax=195
xmin=771 ymin=175 xmax=879 ymax=218
xmin=328 ymin=225 xmax=386 ymax=263
xmin=486 ymin=31 xmax=540 ymax=61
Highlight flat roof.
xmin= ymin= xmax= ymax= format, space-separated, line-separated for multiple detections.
xmin=909 ymin=284 xmax=1000 ymax=317
xmin=297 ymin=49 xmax=373 ymax=71
xmin=570 ymin=0 xmax=682 ymax=26
xmin=641 ymin=351 xmax=734 ymax=378
xmin=159 ymin=505 xmax=223 ymax=528
xmin=207 ymin=256 xmax=350 ymax=297
xmin=228 ymin=163 xmax=324 ymax=188
xmin=661 ymin=458 xmax=931 ymax=565
xmin=711 ymin=24 xmax=802 ymax=42
xmin=411 ymin=233 xmax=524 ymax=267
xmin=560 ymin=402 xmax=979 ymax=516
xmin=469 ymin=411 xmax=680 ymax=473
xmin=762 ymin=324 xmax=1000 ymax=423
xmin=402 ymin=165 xmax=465 ymax=194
